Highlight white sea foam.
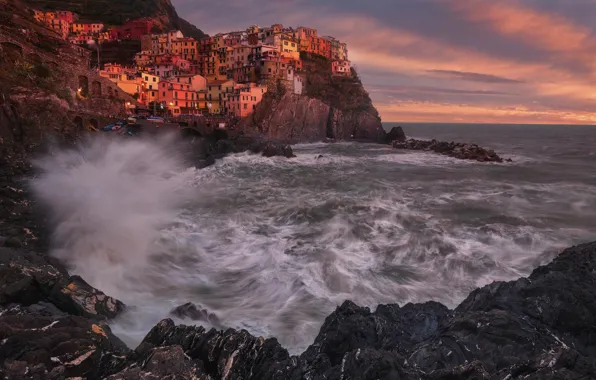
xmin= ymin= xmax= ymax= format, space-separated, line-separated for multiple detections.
xmin=30 ymin=136 xmax=596 ymax=354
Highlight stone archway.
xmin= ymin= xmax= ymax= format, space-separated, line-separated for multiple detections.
xmin=73 ymin=116 xmax=83 ymax=130
xmin=91 ymin=81 xmax=102 ymax=96
xmin=88 ymin=118 xmax=99 ymax=131
xmin=1 ymin=42 xmax=23 ymax=63
xmin=78 ymin=75 xmax=89 ymax=97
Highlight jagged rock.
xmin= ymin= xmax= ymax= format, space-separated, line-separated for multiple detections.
xmin=0 ymin=248 xmax=124 ymax=320
xmin=0 ymin=306 xmax=129 ymax=380
xmin=106 ymin=345 xmax=206 ymax=380
xmin=170 ymin=302 xmax=222 ymax=328
xmin=384 ymin=126 xmax=406 ymax=143
xmin=48 ymin=275 xmax=125 ymax=320
xmin=125 ymin=319 xmax=292 ymax=380
xmin=393 ymin=138 xmax=509 ymax=163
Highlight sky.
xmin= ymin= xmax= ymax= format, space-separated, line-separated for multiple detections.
xmin=172 ymin=0 xmax=596 ymax=124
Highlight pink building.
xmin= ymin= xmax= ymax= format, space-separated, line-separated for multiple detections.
xmin=159 ymin=80 xmax=201 ymax=115
xmin=332 ymin=60 xmax=351 ymax=76
xmin=227 ymin=83 xmax=268 ymax=118
xmin=173 ymin=74 xmax=207 ymax=91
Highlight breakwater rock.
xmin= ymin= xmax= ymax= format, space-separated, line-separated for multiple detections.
xmin=393 ymin=138 xmax=511 ymax=163
xmin=3 ymin=240 xmax=596 ymax=379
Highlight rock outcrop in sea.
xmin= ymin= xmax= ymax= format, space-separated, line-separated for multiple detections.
xmin=392 ymin=137 xmax=511 ymax=163
xmin=2 ymin=239 xmax=596 ymax=379
xmin=239 ymin=53 xmax=386 ymax=144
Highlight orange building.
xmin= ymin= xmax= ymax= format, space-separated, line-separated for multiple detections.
xmin=227 ymin=83 xmax=268 ymax=118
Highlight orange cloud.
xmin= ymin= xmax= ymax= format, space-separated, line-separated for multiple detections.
xmin=376 ymin=100 xmax=596 ymax=124
xmin=448 ymin=0 xmax=596 ymax=71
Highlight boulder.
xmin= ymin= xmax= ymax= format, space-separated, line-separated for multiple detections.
xmin=384 ymin=126 xmax=407 ymax=143
xmin=170 ymin=302 xmax=222 ymax=328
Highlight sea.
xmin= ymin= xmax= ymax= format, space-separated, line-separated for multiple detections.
xmin=31 ymin=122 xmax=596 ymax=354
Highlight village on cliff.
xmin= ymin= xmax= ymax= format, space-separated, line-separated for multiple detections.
xmin=33 ymin=10 xmax=352 ymax=119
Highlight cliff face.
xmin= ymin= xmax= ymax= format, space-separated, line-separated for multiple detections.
xmin=22 ymin=0 xmax=206 ymax=39
xmin=0 ymin=0 xmax=137 ymax=156
xmin=240 ymin=53 xmax=385 ymax=143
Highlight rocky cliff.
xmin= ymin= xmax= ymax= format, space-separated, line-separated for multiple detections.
xmin=240 ymin=54 xmax=385 ymax=143
xmin=0 ymin=0 xmax=137 ymax=158
xmin=22 ymin=0 xmax=206 ymax=39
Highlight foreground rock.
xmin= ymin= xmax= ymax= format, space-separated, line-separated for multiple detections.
xmin=4 ymin=241 xmax=596 ymax=379
xmin=394 ymin=138 xmax=512 ymax=163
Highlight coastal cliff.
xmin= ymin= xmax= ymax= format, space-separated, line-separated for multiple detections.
xmin=0 ymin=0 xmax=137 ymax=158
xmin=239 ymin=53 xmax=385 ymax=143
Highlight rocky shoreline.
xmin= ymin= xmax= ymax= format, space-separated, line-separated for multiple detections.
xmin=2 ymin=235 xmax=596 ymax=379
xmin=0 ymin=129 xmax=587 ymax=380
xmin=385 ymin=126 xmax=511 ymax=163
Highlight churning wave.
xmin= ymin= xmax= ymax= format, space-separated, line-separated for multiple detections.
xmin=31 ymin=136 xmax=596 ymax=354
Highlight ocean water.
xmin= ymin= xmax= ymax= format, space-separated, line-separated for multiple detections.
xmin=31 ymin=123 xmax=596 ymax=354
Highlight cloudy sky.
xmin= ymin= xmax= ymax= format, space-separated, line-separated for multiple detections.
xmin=172 ymin=0 xmax=596 ymax=124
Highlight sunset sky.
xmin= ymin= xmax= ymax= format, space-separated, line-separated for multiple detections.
xmin=172 ymin=0 xmax=596 ymax=124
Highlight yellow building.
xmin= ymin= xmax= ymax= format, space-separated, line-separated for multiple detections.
xmin=172 ymin=38 xmax=199 ymax=62
xmin=280 ymin=36 xmax=299 ymax=53
xmin=206 ymin=79 xmax=235 ymax=114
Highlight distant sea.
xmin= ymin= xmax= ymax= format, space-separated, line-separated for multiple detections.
xmin=38 ymin=122 xmax=596 ymax=354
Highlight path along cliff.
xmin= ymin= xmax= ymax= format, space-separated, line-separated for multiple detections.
xmin=238 ymin=53 xmax=386 ymax=143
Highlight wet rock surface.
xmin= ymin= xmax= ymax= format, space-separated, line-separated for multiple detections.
xmin=181 ymin=128 xmax=296 ymax=168
xmin=3 ymin=240 xmax=596 ymax=378
xmin=393 ymin=138 xmax=511 ymax=163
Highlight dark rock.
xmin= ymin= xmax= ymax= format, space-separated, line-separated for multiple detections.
xmin=0 ymin=306 xmax=129 ymax=380
xmin=0 ymin=248 xmax=124 ymax=320
xmin=393 ymin=138 xmax=509 ymax=163
xmin=4 ymin=236 xmax=22 ymax=248
xmin=170 ymin=302 xmax=222 ymax=328
xmin=385 ymin=126 xmax=406 ymax=143
xmin=261 ymin=142 xmax=280 ymax=157
xmin=48 ymin=275 xmax=125 ymax=320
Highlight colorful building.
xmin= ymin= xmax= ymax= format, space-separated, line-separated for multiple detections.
xmin=159 ymin=80 xmax=201 ymax=115
xmin=141 ymin=72 xmax=160 ymax=104
xmin=206 ymin=79 xmax=236 ymax=114
xmin=227 ymin=83 xmax=268 ymax=118
xmin=71 ymin=22 xmax=104 ymax=35
xmin=332 ymin=60 xmax=351 ymax=76
xmin=47 ymin=19 xmax=70 ymax=40
xmin=172 ymin=37 xmax=199 ymax=62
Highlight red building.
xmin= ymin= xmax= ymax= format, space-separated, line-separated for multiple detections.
xmin=110 ymin=18 xmax=153 ymax=40
xmin=56 ymin=11 xmax=76 ymax=23
xmin=159 ymin=80 xmax=201 ymax=115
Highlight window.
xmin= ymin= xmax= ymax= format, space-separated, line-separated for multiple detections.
xmin=175 ymin=101 xmax=178 ymax=106
xmin=153 ymin=77 xmax=156 ymax=82
xmin=152 ymin=91 xmax=155 ymax=96
xmin=284 ymin=41 xmax=288 ymax=46
xmin=268 ymin=68 xmax=272 ymax=73
xmin=244 ymin=104 xmax=247 ymax=109
xmin=291 ymin=43 xmax=295 ymax=47
xmin=145 ymin=76 xmax=148 ymax=81
xmin=162 ymin=91 xmax=166 ymax=97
